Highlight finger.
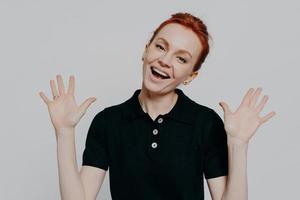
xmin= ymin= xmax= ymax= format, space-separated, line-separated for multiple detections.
xmin=50 ymin=79 xmax=59 ymax=98
xmin=219 ymin=101 xmax=232 ymax=114
xmin=78 ymin=97 xmax=97 ymax=115
xmin=39 ymin=92 xmax=50 ymax=104
xmin=56 ymin=74 xmax=65 ymax=95
xmin=250 ymin=87 xmax=262 ymax=107
xmin=241 ymin=88 xmax=255 ymax=106
xmin=256 ymin=95 xmax=268 ymax=113
xmin=67 ymin=75 xmax=75 ymax=95
xmin=260 ymin=111 xmax=276 ymax=123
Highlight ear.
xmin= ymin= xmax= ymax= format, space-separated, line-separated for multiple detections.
xmin=142 ymin=43 xmax=149 ymax=60
xmin=185 ymin=71 xmax=199 ymax=83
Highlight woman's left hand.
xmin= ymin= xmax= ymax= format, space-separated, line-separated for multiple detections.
xmin=219 ymin=87 xmax=276 ymax=144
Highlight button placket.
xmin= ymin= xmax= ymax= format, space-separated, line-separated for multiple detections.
xmin=149 ymin=116 xmax=164 ymax=151
xmin=158 ymin=117 xmax=163 ymax=124
xmin=151 ymin=142 xmax=157 ymax=148
xmin=151 ymin=128 xmax=159 ymax=149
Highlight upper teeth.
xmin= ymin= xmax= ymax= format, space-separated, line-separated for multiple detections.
xmin=152 ymin=67 xmax=169 ymax=78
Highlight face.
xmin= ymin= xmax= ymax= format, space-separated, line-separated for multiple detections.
xmin=142 ymin=23 xmax=202 ymax=94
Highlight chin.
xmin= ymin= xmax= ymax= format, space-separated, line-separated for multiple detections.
xmin=142 ymin=80 xmax=161 ymax=93
xmin=141 ymin=65 xmax=178 ymax=93
xmin=142 ymin=79 xmax=177 ymax=95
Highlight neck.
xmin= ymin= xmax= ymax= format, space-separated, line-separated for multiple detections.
xmin=138 ymin=86 xmax=178 ymax=120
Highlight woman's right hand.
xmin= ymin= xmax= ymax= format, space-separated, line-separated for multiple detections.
xmin=39 ymin=74 xmax=97 ymax=134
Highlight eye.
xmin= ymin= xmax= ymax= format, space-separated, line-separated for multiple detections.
xmin=178 ymin=57 xmax=187 ymax=63
xmin=155 ymin=44 xmax=165 ymax=51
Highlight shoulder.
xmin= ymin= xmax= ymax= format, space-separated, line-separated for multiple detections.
xmin=183 ymin=95 xmax=221 ymax=123
xmin=92 ymin=98 xmax=132 ymax=122
xmin=185 ymin=98 xmax=227 ymax=145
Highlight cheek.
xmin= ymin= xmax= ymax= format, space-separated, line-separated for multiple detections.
xmin=173 ymin=67 xmax=192 ymax=81
xmin=145 ymin=50 xmax=162 ymax=61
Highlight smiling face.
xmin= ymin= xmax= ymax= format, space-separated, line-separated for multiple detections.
xmin=142 ymin=23 xmax=202 ymax=94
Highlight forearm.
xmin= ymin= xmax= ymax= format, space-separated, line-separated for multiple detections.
xmin=56 ymin=128 xmax=85 ymax=200
xmin=221 ymin=137 xmax=248 ymax=200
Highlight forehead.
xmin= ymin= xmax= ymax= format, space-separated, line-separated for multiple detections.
xmin=154 ymin=23 xmax=202 ymax=56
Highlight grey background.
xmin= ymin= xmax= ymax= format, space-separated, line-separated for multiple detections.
xmin=0 ymin=0 xmax=299 ymax=199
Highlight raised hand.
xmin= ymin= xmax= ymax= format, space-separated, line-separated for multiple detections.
xmin=219 ymin=87 xmax=276 ymax=144
xmin=39 ymin=74 xmax=97 ymax=133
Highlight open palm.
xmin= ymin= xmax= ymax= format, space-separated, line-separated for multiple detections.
xmin=39 ymin=74 xmax=96 ymax=132
xmin=219 ymin=87 xmax=276 ymax=144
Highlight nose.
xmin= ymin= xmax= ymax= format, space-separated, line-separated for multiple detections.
xmin=158 ymin=53 xmax=172 ymax=68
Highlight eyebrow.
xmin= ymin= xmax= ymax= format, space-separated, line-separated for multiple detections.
xmin=156 ymin=37 xmax=193 ymax=58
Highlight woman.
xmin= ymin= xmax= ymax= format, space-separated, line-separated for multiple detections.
xmin=39 ymin=12 xmax=276 ymax=200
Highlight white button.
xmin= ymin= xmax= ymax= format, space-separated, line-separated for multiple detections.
xmin=152 ymin=129 xmax=158 ymax=135
xmin=158 ymin=118 xmax=163 ymax=123
xmin=151 ymin=142 xmax=158 ymax=148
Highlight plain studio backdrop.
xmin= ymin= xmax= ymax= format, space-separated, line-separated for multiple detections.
xmin=0 ymin=0 xmax=299 ymax=199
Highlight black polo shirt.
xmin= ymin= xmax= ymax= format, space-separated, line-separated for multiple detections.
xmin=82 ymin=88 xmax=228 ymax=200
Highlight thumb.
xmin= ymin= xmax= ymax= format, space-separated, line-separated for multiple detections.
xmin=219 ymin=101 xmax=231 ymax=114
xmin=78 ymin=97 xmax=97 ymax=115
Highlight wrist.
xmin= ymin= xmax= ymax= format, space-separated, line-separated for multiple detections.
xmin=54 ymin=126 xmax=75 ymax=132
xmin=54 ymin=126 xmax=75 ymax=140
xmin=227 ymin=136 xmax=249 ymax=147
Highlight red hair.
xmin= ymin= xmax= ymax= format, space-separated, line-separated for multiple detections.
xmin=147 ymin=12 xmax=211 ymax=72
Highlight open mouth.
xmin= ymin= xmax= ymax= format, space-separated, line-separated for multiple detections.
xmin=150 ymin=66 xmax=171 ymax=79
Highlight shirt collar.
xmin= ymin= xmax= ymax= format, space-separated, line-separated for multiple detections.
xmin=125 ymin=88 xmax=196 ymax=125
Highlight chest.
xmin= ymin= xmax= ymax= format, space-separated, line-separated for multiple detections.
xmin=107 ymin=117 xmax=203 ymax=177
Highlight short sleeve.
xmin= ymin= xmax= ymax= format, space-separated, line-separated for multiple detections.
xmin=82 ymin=109 xmax=109 ymax=171
xmin=203 ymin=110 xmax=228 ymax=179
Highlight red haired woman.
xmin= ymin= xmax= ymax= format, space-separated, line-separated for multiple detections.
xmin=39 ymin=12 xmax=276 ymax=200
